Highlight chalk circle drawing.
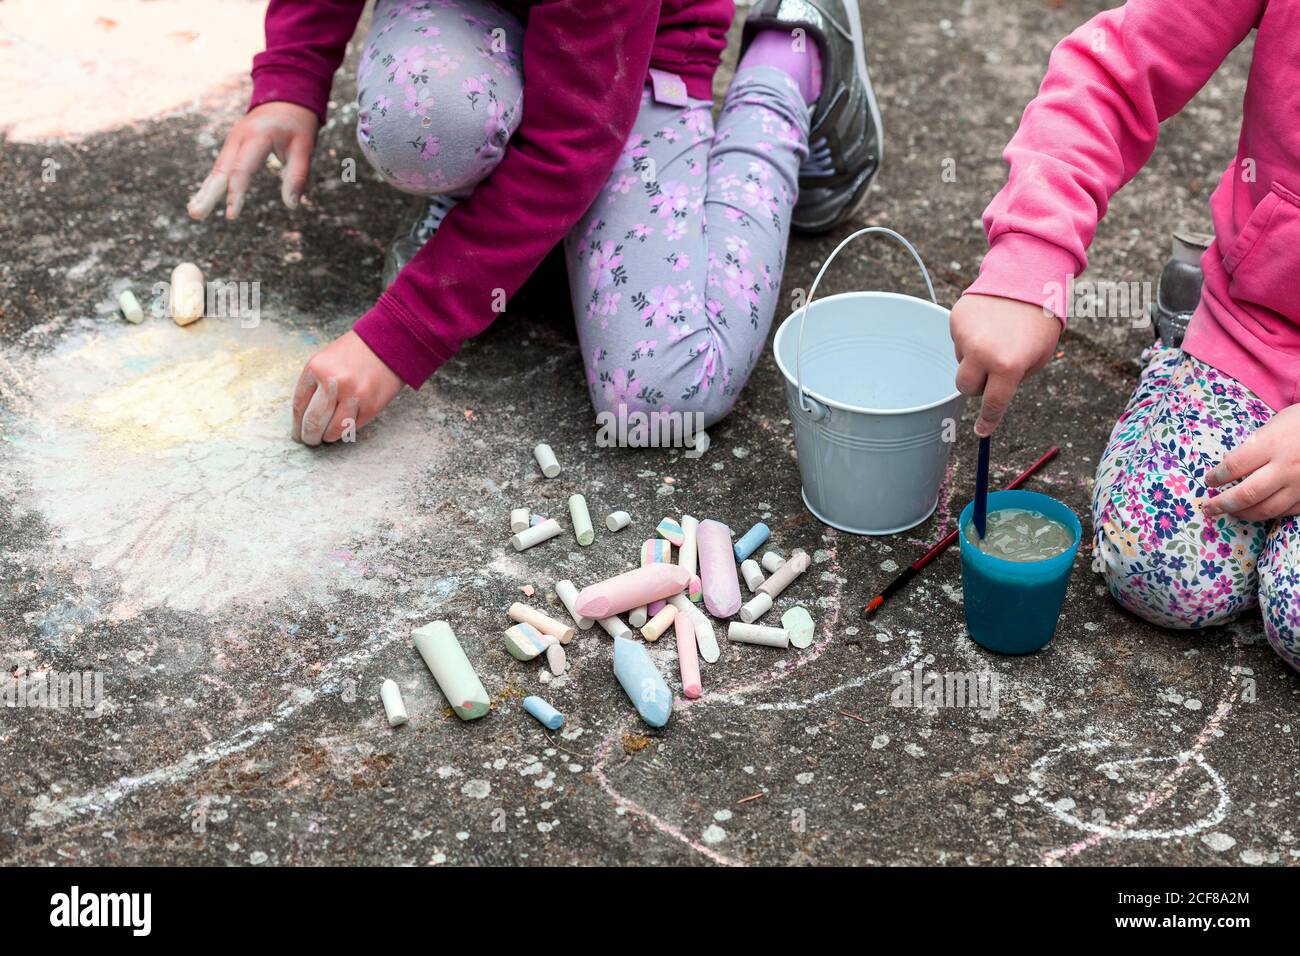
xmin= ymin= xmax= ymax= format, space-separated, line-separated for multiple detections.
xmin=1027 ymin=740 xmax=1230 ymax=842
xmin=1 ymin=319 xmax=450 ymax=616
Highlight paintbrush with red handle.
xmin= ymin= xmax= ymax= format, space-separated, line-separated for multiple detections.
xmin=861 ymin=445 xmax=1061 ymax=617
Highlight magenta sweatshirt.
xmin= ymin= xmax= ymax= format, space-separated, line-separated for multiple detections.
xmin=966 ymin=0 xmax=1300 ymax=412
xmin=248 ymin=0 xmax=733 ymax=387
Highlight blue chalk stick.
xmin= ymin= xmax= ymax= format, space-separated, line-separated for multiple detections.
xmin=522 ymin=695 xmax=565 ymax=730
xmin=612 ymin=637 xmax=672 ymax=728
xmin=733 ymin=522 xmax=770 ymax=561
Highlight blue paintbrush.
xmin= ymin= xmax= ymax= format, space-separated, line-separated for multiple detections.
xmin=973 ymin=435 xmax=991 ymax=539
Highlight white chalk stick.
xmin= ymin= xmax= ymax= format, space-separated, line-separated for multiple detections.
xmin=412 ymin=621 xmax=491 ymax=720
xmin=740 ymin=559 xmax=765 ymax=592
xmin=668 ymin=594 xmax=719 ymax=664
xmin=728 ymin=621 xmax=790 ymax=649
xmin=380 ymin=678 xmax=408 ymax=727
xmin=640 ymin=604 xmax=678 ymax=642
xmin=510 ymin=508 xmax=530 ymax=533
xmin=118 ymin=289 xmax=144 ymax=324
xmin=758 ymin=549 xmax=810 ymax=599
xmin=761 ymin=551 xmax=785 ymax=573
xmin=169 ymin=262 xmax=204 ymax=326
xmin=568 ymin=494 xmax=594 ymax=546
xmin=629 ymin=605 xmax=649 ymax=628
xmin=508 ymin=602 xmax=576 ymax=644
xmin=555 ymin=579 xmax=594 ymax=630
xmin=606 ymin=510 xmax=631 ymax=532
xmin=510 ymin=517 xmax=562 ymax=552
xmin=597 ymin=614 xmax=632 ymax=639
xmin=534 ymin=443 xmax=561 ymax=478
xmin=739 ymin=592 xmax=773 ymax=624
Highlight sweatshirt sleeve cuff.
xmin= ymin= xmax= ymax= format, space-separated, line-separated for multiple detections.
xmin=353 ymin=292 xmax=456 ymax=389
xmin=964 ymin=232 xmax=1083 ymax=325
xmin=249 ymin=65 xmax=333 ymax=125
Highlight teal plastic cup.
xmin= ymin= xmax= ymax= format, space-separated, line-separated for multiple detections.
xmin=959 ymin=490 xmax=1081 ymax=654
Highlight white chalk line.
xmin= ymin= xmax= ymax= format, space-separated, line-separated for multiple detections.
xmin=26 ymin=579 xmax=460 ymax=829
xmin=1037 ymin=677 xmax=1239 ymax=864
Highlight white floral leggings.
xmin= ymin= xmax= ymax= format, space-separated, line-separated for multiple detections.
xmin=355 ymin=0 xmax=809 ymax=427
xmin=1093 ymin=344 xmax=1300 ymax=672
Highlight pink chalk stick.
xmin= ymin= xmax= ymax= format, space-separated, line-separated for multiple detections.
xmin=675 ymin=612 xmax=701 ymax=699
xmin=696 ymin=519 xmax=741 ymax=618
xmin=575 ymin=564 xmax=691 ymax=619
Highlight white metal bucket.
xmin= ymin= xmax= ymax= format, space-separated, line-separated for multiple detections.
xmin=772 ymin=228 xmax=964 ymax=535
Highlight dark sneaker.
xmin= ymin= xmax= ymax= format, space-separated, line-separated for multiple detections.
xmin=1152 ymin=229 xmax=1212 ymax=348
xmin=741 ymin=0 xmax=884 ymax=233
xmin=382 ymin=193 xmax=460 ymax=290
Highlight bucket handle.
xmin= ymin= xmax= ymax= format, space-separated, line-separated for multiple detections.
xmin=795 ymin=227 xmax=938 ymax=419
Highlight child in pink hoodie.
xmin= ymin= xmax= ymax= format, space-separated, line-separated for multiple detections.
xmin=950 ymin=0 xmax=1300 ymax=672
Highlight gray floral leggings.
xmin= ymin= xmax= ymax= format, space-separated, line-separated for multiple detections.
xmin=355 ymin=0 xmax=809 ymax=426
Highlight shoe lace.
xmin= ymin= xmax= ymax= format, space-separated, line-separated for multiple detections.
xmin=413 ymin=193 xmax=460 ymax=242
xmin=803 ymin=136 xmax=836 ymax=178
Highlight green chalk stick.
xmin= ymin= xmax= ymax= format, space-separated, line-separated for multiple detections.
xmin=412 ymin=620 xmax=490 ymax=721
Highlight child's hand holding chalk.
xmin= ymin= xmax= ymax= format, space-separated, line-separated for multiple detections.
xmin=292 ymin=331 xmax=404 ymax=446
xmin=188 ymin=102 xmax=320 ymax=222
xmin=950 ymin=294 xmax=1062 ymax=437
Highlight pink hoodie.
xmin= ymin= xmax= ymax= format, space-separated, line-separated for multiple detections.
xmin=966 ymin=0 xmax=1300 ymax=412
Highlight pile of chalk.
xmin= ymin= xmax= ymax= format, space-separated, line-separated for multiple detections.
xmin=384 ymin=440 xmax=818 ymax=733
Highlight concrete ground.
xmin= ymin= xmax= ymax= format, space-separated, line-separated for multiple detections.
xmin=2 ymin=1 xmax=1296 ymax=867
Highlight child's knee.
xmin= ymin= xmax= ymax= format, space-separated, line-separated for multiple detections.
xmin=1093 ymin=516 xmax=1248 ymax=631
xmin=1260 ymin=568 xmax=1300 ymax=673
xmin=356 ymin=80 xmax=523 ymax=196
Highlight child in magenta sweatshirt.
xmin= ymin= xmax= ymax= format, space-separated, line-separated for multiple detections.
xmin=187 ymin=0 xmax=882 ymax=444
xmin=950 ymin=0 xmax=1300 ymax=671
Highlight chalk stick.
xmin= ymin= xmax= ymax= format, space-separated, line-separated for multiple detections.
xmin=597 ymin=614 xmax=632 ymax=639
xmin=555 ymin=579 xmax=594 ymax=630
xmin=740 ymin=559 xmax=765 ymax=593
xmin=545 ymin=641 xmax=567 ymax=676
xmin=782 ymin=606 xmax=815 ymax=649
xmin=510 ymin=508 xmax=530 ymax=533
xmin=740 ymin=592 xmax=773 ymax=624
xmin=503 ymin=622 xmax=553 ymax=661
xmin=169 ymin=262 xmax=205 ymax=326
xmin=508 ymin=603 xmax=576 ymax=644
xmin=674 ymin=612 xmax=701 ymax=699
xmin=412 ymin=621 xmax=490 ymax=720
xmin=728 ymin=621 xmax=790 ymax=649
xmin=568 ymin=494 xmax=594 ymax=546
xmin=640 ymin=604 xmax=677 ymax=642
xmin=761 ymin=551 xmax=785 ymax=573
xmin=118 ymin=289 xmax=144 ymax=324
xmin=679 ymin=515 xmax=703 ymax=603
xmin=606 ymin=510 xmax=631 ymax=532
xmin=733 ymin=522 xmax=770 ymax=562
xmin=511 ymin=517 xmax=562 ymax=552
xmin=380 ymin=678 xmax=407 ymax=727
xmin=656 ymin=517 xmax=685 ymax=547
xmin=534 ymin=443 xmax=560 ymax=478
xmin=697 ymin=519 xmax=742 ymax=618
xmin=613 ymin=636 xmax=672 ymax=728
xmin=668 ymin=594 xmax=719 ymax=664
xmin=641 ymin=538 xmax=672 ymax=618
xmin=629 ymin=605 xmax=649 ymax=629
xmin=757 ymin=549 xmax=810 ymax=599
xmin=522 ymin=695 xmax=565 ymax=730
xmin=575 ymin=564 xmax=691 ymax=619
